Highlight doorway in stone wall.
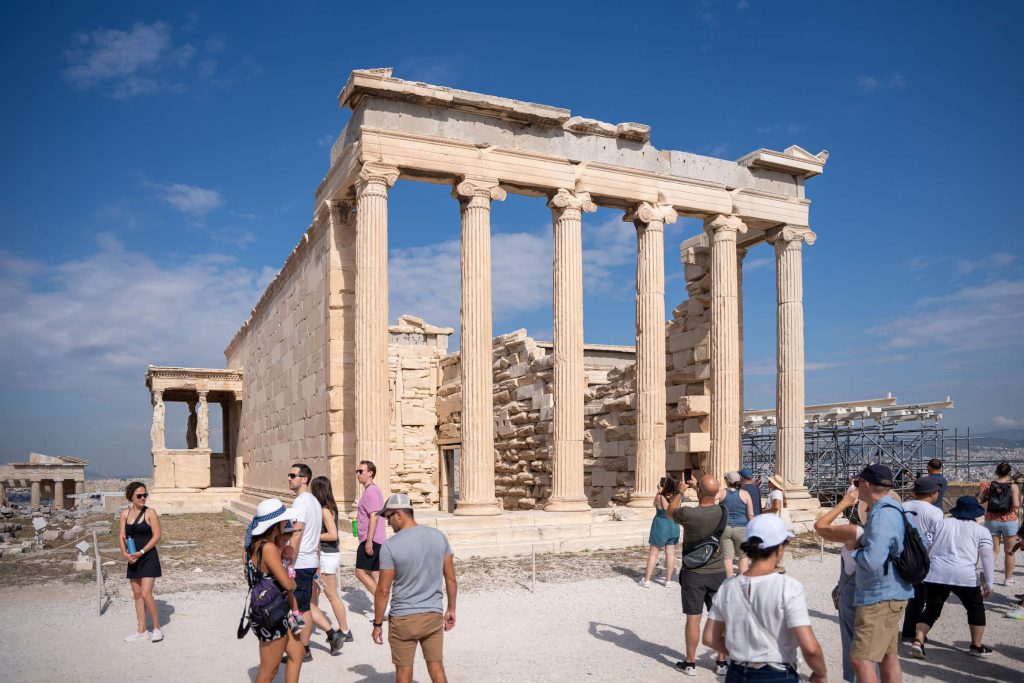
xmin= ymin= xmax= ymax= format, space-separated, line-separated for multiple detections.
xmin=439 ymin=446 xmax=460 ymax=513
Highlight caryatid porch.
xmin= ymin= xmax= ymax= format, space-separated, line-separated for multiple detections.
xmin=322 ymin=68 xmax=828 ymax=513
xmin=145 ymin=367 xmax=244 ymax=491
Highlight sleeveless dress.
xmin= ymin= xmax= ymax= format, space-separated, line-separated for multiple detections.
xmin=125 ymin=507 xmax=162 ymax=579
xmin=648 ymin=496 xmax=680 ymax=547
xmin=723 ymin=489 xmax=749 ymax=528
xmin=246 ymin=542 xmax=289 ymax=642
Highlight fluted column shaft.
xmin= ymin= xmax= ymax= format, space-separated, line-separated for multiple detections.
xmin=770 ymin=226 xmax=816 ymax=496
xmin=625 ymin=202 xmax=677 ymax=507
xmin=54 ymin=479 xmax=64 ymax=510
xmin=31 ymin=480 xmax=40 ymax=508
xmin=705 ymin=214 xmax=747 ymax=479
xmin=454 ymin=178 xmax=505 ymax=516
xmin=547 ymin=190 xmax=596 ymax=511
xmin=355 ymin=163 xmax=399 ymax=492
xmin=737 ymin=248 xmax=747 ymax=419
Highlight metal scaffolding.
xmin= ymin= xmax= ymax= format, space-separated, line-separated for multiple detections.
xmin=741 ymin=394 xmax=1021 ymax=510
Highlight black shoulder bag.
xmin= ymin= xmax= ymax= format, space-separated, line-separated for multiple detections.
xmin=681 ymin=504 xmax=729 ymax=570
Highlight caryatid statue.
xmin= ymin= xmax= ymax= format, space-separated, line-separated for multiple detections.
xmin=150 ymin=391 xmax=165 ymax=450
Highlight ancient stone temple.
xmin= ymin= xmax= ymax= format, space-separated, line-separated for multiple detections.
xmin=0 ymin=453 xmax=87 ymax=509
xmin=146 ymin=68 xmax=827 ymax=528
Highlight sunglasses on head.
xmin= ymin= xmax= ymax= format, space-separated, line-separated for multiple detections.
xmin=135 ymin=493 xmax=149 ymax=499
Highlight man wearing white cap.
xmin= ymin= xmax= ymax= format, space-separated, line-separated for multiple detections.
xmin=371 ymin=493 xmax=457 ymax=683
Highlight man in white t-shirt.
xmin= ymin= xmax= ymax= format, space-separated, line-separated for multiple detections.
xmin=704 ymin=513 xmax=827 ymax=682
xmin=287 ymin=463 xmax=323 ymax=663
xmin=900 ymin=476 xmax=944 ymax=641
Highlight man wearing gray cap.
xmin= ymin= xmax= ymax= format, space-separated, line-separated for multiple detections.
xmin=372 ymin=493 xmax=457 ymax=683
xmin=900 ymin=476 xmax=945 ymax=642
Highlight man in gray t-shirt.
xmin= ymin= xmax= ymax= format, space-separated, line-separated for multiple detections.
xmin=372 ymin=493 xmax=457 ymax=683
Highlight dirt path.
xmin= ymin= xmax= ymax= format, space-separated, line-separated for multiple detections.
xmin=1 ymin=541 xmax=1021 ymax=682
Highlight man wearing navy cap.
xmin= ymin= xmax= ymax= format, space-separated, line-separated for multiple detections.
xmin=738 ymin=468 xmax=762 ymax=516
xmin=850 ymin=464 xmax=915 ymax=683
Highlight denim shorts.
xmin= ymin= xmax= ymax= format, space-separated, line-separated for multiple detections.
xmin=984 ymin=519 xmax=1020 ymax=538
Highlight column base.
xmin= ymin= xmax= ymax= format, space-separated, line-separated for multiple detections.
xmin=545 ymin=496 xmax=591 ymax=512
xmin=626 ymin=494 xmax=656 ymax=509
xmin=453 ymin=499 xmax=502 ymax=516
xmin=781 ymin=486 xmax=812 ymax=501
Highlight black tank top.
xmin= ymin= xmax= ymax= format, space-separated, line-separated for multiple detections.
xmin=320 ymin=511 xmax=339 ymax=552
xmin=126 ymin=506 xmax=155 ymax=547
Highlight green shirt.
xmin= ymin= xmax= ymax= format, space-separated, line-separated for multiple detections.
xmin=672 ymin=504 xmax=727 ymax=574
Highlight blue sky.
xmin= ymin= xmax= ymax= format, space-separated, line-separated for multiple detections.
xmin=1 ymin=2 xmax=1022 ymax=475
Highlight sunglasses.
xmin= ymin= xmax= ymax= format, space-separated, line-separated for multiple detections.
xmin=355 ymin=469 xmax=365 ymax=474
xmin=135 ymin=493 xmax=149 ymax=499
xmin=287 ymin=473 xmax=303 ymax=480
xmin=852 ymin=479 xmax=862 ymax=487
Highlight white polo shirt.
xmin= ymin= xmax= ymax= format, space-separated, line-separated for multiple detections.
xmin=290 ymin=491 xmax=323 ymax=570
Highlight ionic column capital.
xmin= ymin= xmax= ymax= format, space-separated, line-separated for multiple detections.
xmin=454 ymin=176 xmax=506 ymax=203
xmin=624 ymin=202 xmax=678 ymax=229
xmin=355 ymin=163 xmax=400 ymax=195
xmin=548 ymin=189 xmax=597 ymax=217
xmin=767 ymin=225 xmax=816 ymax=246
xmin=704 ymin=213 xmax=748 ymax=236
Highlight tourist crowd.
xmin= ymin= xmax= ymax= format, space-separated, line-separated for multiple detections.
xmin=640 ymin=458 xmax=1022 ymax=682
xmin=115 ymin=456 xmax=1021 ymax=682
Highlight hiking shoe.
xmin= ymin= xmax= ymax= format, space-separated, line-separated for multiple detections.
xmin=150 ymin=629 xmax=164 ymax=643
xmin=341 ymin=630 xmax=354 ymax=642
xmin=124 ymin=631 xmax=149 ymax=642
xmin=1006 ymin=606 xmax=1024 ymax=619
xmin=969 ymin=645 xmax=994 ymax=657
xmin=714 ymin=660 xmax=728 ymax=676
xmin=675 ymin=661 xmax=697 ymax=676
xmin=909 ymin=641 xmax=925 ymax=659
xmin=304 ymin=647 xmax=313 ymax=662
xmin=328 ymin=630 xmax=344 ymax=655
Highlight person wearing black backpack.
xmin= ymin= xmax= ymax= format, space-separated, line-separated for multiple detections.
xmin=849 ymin=464 xmax=915 ymax=683
xmin=978 ymin=462 xmax=1021 ymax=586
xmin=909 ymin=496 xmax=996 ymax=659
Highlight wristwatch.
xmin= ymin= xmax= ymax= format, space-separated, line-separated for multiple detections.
xmin=373 ymin=622 xmax=382 ymax=629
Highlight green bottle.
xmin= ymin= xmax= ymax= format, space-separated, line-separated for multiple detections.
xmin=351 ymin=519 xmax=358 ymax=537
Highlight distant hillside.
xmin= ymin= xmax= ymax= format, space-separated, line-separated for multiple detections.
xmin=970 ymin=429 xmax=1024 ymax=449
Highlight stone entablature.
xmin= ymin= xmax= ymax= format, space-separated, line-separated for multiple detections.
xmin=0 ymin=453 xmax=87 ymax=509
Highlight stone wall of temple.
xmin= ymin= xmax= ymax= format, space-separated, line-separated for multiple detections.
xmin=225 ymin=219 xmax=331 ymax=497
xmin=386 ymin=316 xmax=451 ymax=508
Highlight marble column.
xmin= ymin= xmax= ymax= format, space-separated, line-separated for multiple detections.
xmin=705 ymin=214 xmax=747 ymax=478
xmin=186 ymin=400 xmax=198 ymax=449
xmin=453 ymin=177 xmax=505 ymax=516
xmin=737 ymin=248 xmax=747 ymax=428
xmin=546 ymin=189 xmax=596 ymax=512
xmin=54 ymin=479 xmax=64 ymax=510
xmin=768 ymin=225 xmax=816 ymax=497
xmin=625 ymin=202 xmax=677 ymax=507
xmin=150 ymin=390 xmax=165 ymax=451
xmin=31 ymin=480 xmax=40 ymax=508
xmin=197 ymin=390 xmax=210 ymax=450
xmin=355 ymin=163 xmax=399 ymax=492
xmin=74 ymin=480 xmax=83 ymax=507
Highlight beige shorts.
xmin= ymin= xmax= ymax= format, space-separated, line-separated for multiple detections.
xmin=721 ymin=526 xmax=747 ymax=558
xmin=851 ymin=600 xmax=906 ymax=662
xmin=388 ymin=612 xmax=444 ymax=667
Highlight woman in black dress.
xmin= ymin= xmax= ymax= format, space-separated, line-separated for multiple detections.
xmin=119 ymin=481 xmax=163 ymax=642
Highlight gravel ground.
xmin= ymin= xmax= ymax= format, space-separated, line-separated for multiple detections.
xmin=1 ymin=541 xmax=1021 ymax=682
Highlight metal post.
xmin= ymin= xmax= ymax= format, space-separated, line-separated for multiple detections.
xmin=531 ymin=546 xmax=536 ymax=593
xmin=92 ymin=530 xmax=103 ymax=615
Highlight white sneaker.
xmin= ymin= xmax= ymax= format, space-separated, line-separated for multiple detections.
xmin=124 ymin=631 xmax=149 ymax=642
xmin=639 ymin=580 xmax=651 ymax=588
xmin=1005 ymin=577 xmax=1017 ymax=586
xmin=150 ymin=629 xmax=164 ymax=642
xmin=1006 ymin=606 xmax=1024 ymax=620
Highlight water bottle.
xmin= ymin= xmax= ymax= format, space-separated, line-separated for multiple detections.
xmin=351 ymin=519 xmax=358 ymax=537
xmin=126 ymin=537 xmax=137 ymax=554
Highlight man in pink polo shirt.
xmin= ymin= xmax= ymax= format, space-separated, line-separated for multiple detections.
xmin=355 ymin=460 xmax=388 ymax=596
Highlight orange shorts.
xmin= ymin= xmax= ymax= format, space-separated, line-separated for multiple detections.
xmin=388 ymin=612 xmax=444 ymax=667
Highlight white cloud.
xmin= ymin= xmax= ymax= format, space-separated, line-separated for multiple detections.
xmin=743 ymin=257 xmax=772 ymax=272
xmin=857 ymin=73 xmax=906 ymax=94
xmin=389 ymin=229 xmax=553 ymax=330
xmin=0 ymin=236 xmax=266 ymax=397
xmin=993 ymin=416 xmax=1024 ymax=429
xmin=955 ymin=252 xmax=1015 ymax=275
xmin=744 ymin=359 xmax=841 ymax=376
xmin=154 ymin=183 xmax=223 ymax=217
xmin=317 ymin=133 xmax=337 ymax=148
xmin=870 ymin=278 xmax=1024 ymax=352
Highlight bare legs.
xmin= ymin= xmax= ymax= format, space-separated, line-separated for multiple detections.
xmin=992 ymin=533 xmax=1016 ymax=581
xmin=322 ymin=572 xmax=350 ymax=631
xmin=255 ymin=636 xmax=288 ymax=683
xmin=684 ymin=614 xmax=726 ymax=663
xmin=852 ymin=654 xmax=901 ymax=683
xmin=396 ymin=662 xmax=447 ymax=683
xmin=129 ymin=577 xmax=161 ymax=633
xmin=643 ymin=545 xmax=676 ymax=584
xmin=309 ymin=582 xmax=334 ymax=632
xmin=283 ymin=630 xmax=304 ymax=683
xmin=356 ymin=568 xmax=379 ymax=596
